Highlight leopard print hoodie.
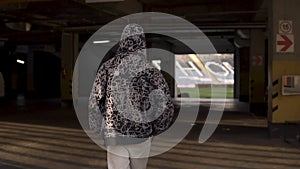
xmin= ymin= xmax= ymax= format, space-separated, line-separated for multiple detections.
xmin=88 ymin=23 xmax=174 ymax=146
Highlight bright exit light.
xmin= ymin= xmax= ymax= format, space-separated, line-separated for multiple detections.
xmin=93 ymin=40 xmax=110 ymax=44
xmin=17 ymin=59 xmax=25 ymax=64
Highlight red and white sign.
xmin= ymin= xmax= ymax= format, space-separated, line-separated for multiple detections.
xmin=276 ymin=34 xmax=294 ymax=53
xmin=252 ymin=55 xmax=263 ymax=66
xmin=279 ymin=20 xmax=293 ymax=34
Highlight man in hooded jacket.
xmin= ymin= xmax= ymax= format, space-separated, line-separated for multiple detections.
xmin=89 ymin=23 xmax=174 ymax=169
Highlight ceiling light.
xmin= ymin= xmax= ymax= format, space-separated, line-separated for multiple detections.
xmin=17 ymin=59 xmax=25 ymax=64
xmin=5 ymin=22 xmax=31 ymax=32
xmin=93 ymin=40 xmax=110 ymax=44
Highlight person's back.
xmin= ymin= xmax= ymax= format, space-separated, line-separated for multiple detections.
xmin=89 ymin=23 xmax=174 ymax=169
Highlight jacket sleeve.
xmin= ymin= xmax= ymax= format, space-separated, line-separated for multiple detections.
xmin=150 ymin=69 xmax=174 ymax=136
xmin=88 ymin=64 xmax=107 ymax=136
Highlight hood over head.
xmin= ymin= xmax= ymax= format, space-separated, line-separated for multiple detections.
xmin=116 ymin=23 xmax=146 ymax=59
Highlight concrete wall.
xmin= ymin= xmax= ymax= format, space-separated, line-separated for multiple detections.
xmin=249 ymin=29 xmax=267 ymax=115
xmin=269 ymin=0 xmax=300 ymax=124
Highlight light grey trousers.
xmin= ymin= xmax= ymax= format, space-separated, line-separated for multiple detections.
xmin=107 ymin=138 xmax=151 ymax=169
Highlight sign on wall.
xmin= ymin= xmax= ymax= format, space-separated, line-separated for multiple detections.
xmin=282 ymin=75 xmax=300 ymax=95
xmin=252 ymin=55 xmax=263 ymax=66
xmin=276 ymin=20 xmax=294 ymax=53
xmin=279 ymin=20 xmax=293 ymax=34
xmin=276 ymin=34 xmax=294 ymax=53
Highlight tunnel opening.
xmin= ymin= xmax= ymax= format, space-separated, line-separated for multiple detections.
xmin=175 ymin=53 xmax=234 ymax=99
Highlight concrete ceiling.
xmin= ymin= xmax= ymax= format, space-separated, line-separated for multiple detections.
xmin=0 ymin=0 xmax=267 ymax=43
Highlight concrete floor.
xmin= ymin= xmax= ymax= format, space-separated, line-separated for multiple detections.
xmin=0 ymin=99 xmax=300 ymax=169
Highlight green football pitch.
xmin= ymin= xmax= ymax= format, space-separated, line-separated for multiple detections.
xmin=178 ymin=86 xmax=234 ymax=98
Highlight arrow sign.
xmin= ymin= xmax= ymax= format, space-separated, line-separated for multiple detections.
xmin=276 ymin=34 xmax=294 ymax=53
xmin=277 ymin=35 xmax=293 ymax=51
xmin=252 ymin=55 xmax=262 ymax=66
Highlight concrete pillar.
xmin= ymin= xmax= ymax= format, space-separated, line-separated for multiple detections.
xmin=249 ymin=29 xmax=267 ymax=116
xmin=27 ymin=49 xmax=34 ymax=94
xmin=161 ymin=52 xmax=175 ymax=98
xmin=234 ymin=49 xmax=240 ymax=99
xmin=147 ymin=40 xmax=175 ymax=98
xmin=61 ymin=32 xmax=79 ymax=101
xmin=238 ymin=47 xmax=250 ymax=102
xmin=268 ymin=0 xmax=300 ymax=137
